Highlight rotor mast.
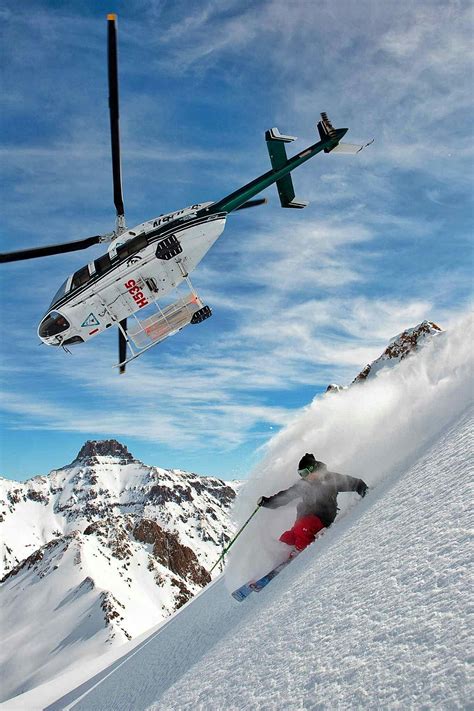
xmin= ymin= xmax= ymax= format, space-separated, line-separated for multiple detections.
xmin=107 ymin=13 xmax=126 ymax=235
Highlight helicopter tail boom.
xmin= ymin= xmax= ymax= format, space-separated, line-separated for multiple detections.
xmin=200 ymin=113 xmax=352 ymax=216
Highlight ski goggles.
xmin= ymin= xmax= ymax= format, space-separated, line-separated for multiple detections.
xmin=298 ymin=464 xmax=316 ymax=477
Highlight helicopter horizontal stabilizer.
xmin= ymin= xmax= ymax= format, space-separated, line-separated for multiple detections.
xmin=330 ymin=139 xmax=374 ymax=154
xmin=265 ymin=128 xmax=308 ymax=209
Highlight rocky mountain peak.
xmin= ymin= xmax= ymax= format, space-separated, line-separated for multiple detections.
xmin=353 ymin=321 xmax=442 ymax=384
xmin=385 ymin=320 xmax=442 ymax=357
xmin=75 ymin=439 xmax=134 ymax=463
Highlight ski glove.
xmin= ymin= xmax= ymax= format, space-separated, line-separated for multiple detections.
xmin=356 ymin=480 xmax=369 ymax=498
xmin=257 ymin=496 xmax=271 ymax=507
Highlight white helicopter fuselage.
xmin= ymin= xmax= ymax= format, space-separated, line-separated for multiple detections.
xmin=38 ymin=203 xmax=226 ymax=349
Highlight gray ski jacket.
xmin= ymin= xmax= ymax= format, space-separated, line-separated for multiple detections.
xmin=262 ymin=469 xmax=366 ymax=526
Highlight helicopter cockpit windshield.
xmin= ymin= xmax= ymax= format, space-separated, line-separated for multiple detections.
xmin=38 ymin=311 xmax=70 ymax=339
xmin=48 ymin=279 xmax=69 ymax=310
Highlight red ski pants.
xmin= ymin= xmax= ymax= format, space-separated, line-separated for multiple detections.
xmin=279 ymin=514 xmax=325 ymax=551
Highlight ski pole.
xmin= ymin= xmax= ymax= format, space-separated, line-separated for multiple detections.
xmin=209 ymin=505 xmax=260 ymax=573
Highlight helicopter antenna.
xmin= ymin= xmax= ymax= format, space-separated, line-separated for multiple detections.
xmin=107 ymin=14 xmax=126 ymax=235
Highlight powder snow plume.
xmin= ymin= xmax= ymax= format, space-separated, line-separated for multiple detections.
xmin=226 ymin=313 xmax=473 ymax=588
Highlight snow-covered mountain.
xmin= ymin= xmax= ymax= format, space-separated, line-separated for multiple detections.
xmin=0 ymin=443 xmax=239 ymax=702
xmin=4 ymin=314 xmax=471 ymax=711
xmin=1 ymin=440 xmax=237 ymax=577
xmin=352 ymin=320 xmax=443 ymax=383
xmin=326 ymin=320 xmax=443 ymax=392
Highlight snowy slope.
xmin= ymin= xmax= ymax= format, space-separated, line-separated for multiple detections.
xmin=6 ymin=404 xmax=471 ymax=710
xmin=3 ymin=314 xmax=471 ymax=710
xmin=226 ymin=317 xmax=467 ymax=590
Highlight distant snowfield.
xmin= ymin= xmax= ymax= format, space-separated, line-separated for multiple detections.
xmin=4 ymin=316 xmax=472 ymax=710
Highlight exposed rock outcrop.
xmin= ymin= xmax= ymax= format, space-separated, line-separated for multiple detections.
xmin=352 ymin=321 xmax=442 ymax=384
xmin=74 ymin=439 xmax=134 ymax=465
xmin=134 ymin=519 xmax=210 ymax=587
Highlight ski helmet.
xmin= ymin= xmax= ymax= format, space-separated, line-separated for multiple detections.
xmin=298 ymin=453 xmax=327 ymax=477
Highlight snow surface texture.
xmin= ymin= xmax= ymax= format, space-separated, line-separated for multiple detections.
xmin=226 ymin=315 xmax=472 ymax=589
xmin=4 ymin=315 xmax=472 ymax=710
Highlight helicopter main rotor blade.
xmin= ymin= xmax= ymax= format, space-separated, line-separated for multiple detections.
xmin=0 ymin=235 xmax=102 ymax=264
xmin=118 ymin=318 xmax=127 ymax=374
xmin=107 ymin=14 xmax=125 ymax=223
xmin=234 ymin=198 xmax=268 ymax=210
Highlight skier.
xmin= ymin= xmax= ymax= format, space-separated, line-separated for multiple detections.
xmin=257 ymin=453 xmax=368 ymax=552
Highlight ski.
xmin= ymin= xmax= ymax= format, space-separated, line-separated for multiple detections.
xmin=231 ymin=582 xmax=254 ymax=602
xmin=231 ymin=552 xmax=299 ymax=602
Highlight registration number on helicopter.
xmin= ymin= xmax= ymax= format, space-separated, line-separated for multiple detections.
xmin=124 ymin=279 xmax=149 ymax=308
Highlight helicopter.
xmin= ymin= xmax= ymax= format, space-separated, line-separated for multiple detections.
xmin=0 ymin=14 xmax=372 ymax=374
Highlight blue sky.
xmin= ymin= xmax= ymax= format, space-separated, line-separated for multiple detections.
xmin=1 ymin=0 xmax=472 ymax=481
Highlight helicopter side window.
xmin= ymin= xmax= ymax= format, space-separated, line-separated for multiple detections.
xmin=116 ymin=234 xmax=148 ymax=261
xmin=71 ymin=265 xmax=91 ymax=290
xmin=39 ymin=311 xmax=70 ymax=338
xmin=48 ymin=279 xmax=68 ymax=309
xmin=94 ymin=253 xmax=112 ymax=276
